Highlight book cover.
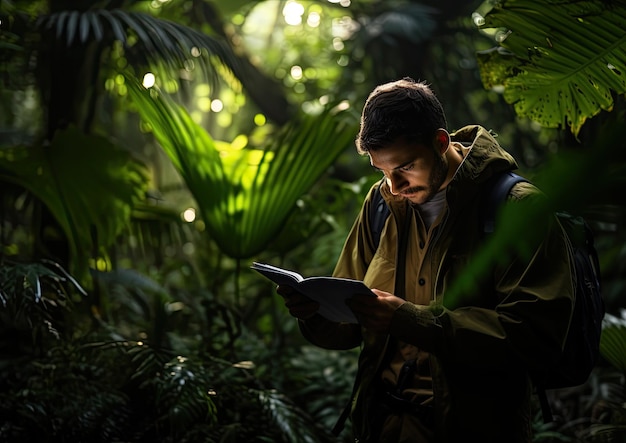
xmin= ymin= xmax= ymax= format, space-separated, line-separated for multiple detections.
xmin=251 ymin=262 xmax=375 ymax=323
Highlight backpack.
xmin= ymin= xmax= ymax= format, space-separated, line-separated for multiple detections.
xmin=368 ymin=171 xmax=605 ymax=422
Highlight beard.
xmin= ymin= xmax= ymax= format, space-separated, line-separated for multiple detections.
xmin=403 ymin=153 xmax=449 ymax=204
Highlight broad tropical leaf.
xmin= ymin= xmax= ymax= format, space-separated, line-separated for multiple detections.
xmin=0 ymin=127 xmax=150 ymax=282
xmin=476 ymin=0 xmax=626 ymax=136
xmin=600 ymin=312 xmax=626 ymax=373
xmin=125 ymin=77 xmax=358 ymax=259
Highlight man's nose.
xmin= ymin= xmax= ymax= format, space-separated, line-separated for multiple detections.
xmin=387 ymin=172 xmax=407 ymax=195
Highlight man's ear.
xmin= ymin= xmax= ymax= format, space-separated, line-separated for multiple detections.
xmin=433 ymin=128 xmax=450 ymax=155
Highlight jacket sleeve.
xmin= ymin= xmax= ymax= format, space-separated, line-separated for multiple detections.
xmin=298 ymin=182 xmax=383 ymax=350
xmin=388 ymin=188 xmax=575 ymax=372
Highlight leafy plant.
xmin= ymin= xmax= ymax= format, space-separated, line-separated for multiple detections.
xmin=0 ymin=257 xmax=344 ymax=443
xmin=600 ymin=312 xmax=626 ymax=375
xmin=0 ymin=259 xmax=87 ymax=344
xmin=475 ymin=0 xmax=626 ymax=137
xmin=0 ymin=128 xmax=150 ymax=282
xmin=125 ymin=76 xmax=359 ymax=260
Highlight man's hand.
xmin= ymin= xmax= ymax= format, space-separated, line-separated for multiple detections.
xmin=276 ymin=285 xmax=320 ymax=320
xmin=347 ymin=288 xmax=405 ymax=333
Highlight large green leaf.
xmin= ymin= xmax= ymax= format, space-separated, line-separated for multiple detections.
xmin=125 ymin=78 xmax=358 ymax=259
xmin=476 ymin=0 xmax=626 ymax=135
xmin=600 ymin=313 xmax=626 ymax=373
xmin=0 ymin=127 xmax=150 ymax=281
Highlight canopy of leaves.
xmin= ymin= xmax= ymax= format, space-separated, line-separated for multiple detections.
xmin=476 ymin=0 xmax=626 ymax=136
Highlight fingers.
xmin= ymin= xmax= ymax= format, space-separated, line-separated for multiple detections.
xmin=371 ymin=288 xmax=392 ymax=298
xmin=347 ymin=290 xmax=405 ymax=333
xmin=276 ymin=284 xmax=294 ymax=297
xmin=276 ymin=285 xmax=319 ymax=320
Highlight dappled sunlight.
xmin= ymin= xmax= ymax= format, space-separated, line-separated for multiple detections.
xmin=142 ymin=72 xmax=156 ymax=88
xmin=215 ymin=137 xmax=275 ymax=198
xmin=1 ymin=2 xmax=624 ymax=441
xmin=290 ymin=65 xmax=303 ymax=80
xmin=254 ymin=114 xmax=267 ymax=126
xmin=182 ymin=208 xmax=196 ymax=222
xmin=238 ymin=0 xmax=355 ymax=119
xmin=328 ymin=0 xmax=351 ymax=6
xmin=210 ymin=99 xmax=223 ymax=112
xmin=307 ymin=11 xmax=321 ymax=27
xmin=283 ymin=1 xmax=305 ymax=26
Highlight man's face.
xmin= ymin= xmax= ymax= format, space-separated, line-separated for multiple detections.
xmin=369 ymin=138 xmax=448 ymax=205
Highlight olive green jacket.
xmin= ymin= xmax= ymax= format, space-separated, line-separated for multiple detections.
xmin=299 ymin=126 xmax=574 ymax=442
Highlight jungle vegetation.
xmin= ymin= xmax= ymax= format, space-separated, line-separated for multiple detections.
xmin=0 ymin=0 xmax=625 ymax=441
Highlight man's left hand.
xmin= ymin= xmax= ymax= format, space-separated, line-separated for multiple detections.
xmin=347 ymin=288 xmax=405 ymax=333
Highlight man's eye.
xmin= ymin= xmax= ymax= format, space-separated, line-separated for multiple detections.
xmin=401 ymin=164 xmax=414 ymax=172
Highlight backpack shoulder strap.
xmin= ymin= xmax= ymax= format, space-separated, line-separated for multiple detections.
xmin=370 ymin=181 xmax=390 ymax=249
xmin=482 ymin=171 xmax=529 ymax=233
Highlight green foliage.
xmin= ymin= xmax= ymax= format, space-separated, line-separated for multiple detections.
xmin=288 ymin=345 xmax=358 ymax=436
xmin=231 ymin=1 xmax=349 ymax=107
xmin=600 ymin=312 xmax=626 ymax=374
xmin=476 ymin=0 xmax=626 ymax=136
xmin=529 ymin=366 xmax=626 ymax=442
xmin=0 ymin=262 xmax=344 ymax=442
xmin=125 ymin=76 xmax=359 ymax=259
xmin=0 ymin=127 xmax=150 ymax=282
xmin=0 ymin=259 xmax=87 ymax=343
xmin=1 ymin=1 xmax=625 ymax=442
xmin=35 ymin=6 xmax=240 ymax=80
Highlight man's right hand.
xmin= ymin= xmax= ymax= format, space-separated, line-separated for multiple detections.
xmin=276 ymin=285 xmax=320 ymax=320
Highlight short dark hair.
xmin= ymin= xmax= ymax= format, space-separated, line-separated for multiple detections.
xmin=355 ymin=77 xmax=447 ymax=154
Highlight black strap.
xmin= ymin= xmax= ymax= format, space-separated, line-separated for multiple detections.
xmin=370 ymin=181 xmax=390 ymax=249
xmin=332 ymin=397 xmax=352 ymax=435
xmin=537 ymin=385 xmax=554 ymax=423
xmin=482 ymin=171 xmax=528 ymax=233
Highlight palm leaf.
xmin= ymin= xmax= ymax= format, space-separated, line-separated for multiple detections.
xmin=0 ymin=127 xmax=150 ymax=282
xmin=476 ymin=0 xmax=626 ymax=136
xmin=37 ymin=9 xmax=240 ymax=77
xmin=125 ymin=77 xmax=358 ymax=259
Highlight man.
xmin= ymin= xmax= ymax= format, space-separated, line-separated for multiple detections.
xmin=277 ymin=78 xmax=574 ymax=442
